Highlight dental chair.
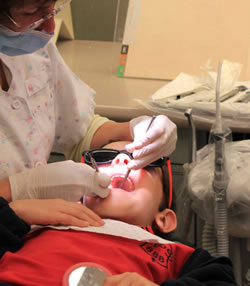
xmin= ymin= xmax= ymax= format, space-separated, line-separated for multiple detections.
xmin=182 ymin=108 xmax=250 ymax=286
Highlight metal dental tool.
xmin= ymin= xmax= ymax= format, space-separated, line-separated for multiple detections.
xmin=184 ymin=109 xmax=197 ymax=163
xmin=87 ymin=152 xmax=99 ymax=172
xmin=145 ymin=115 xmax=157 ymax=133
xmin=120 ymin=115 xmax=156 ymax=188
xmin=81 ymin=152 xmax=100 ymax=203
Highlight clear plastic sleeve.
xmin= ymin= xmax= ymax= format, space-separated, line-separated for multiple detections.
xmin=187 ymin=140 xmax=250 ymax=238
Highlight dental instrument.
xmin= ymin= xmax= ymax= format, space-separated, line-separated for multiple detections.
xmin=120 ymin=115 xmax=156 ymax=188
xmin=184 ymin=109 xmax=197 ymax=163
xmin=219 ymin=85 xmax=247 ymax=102
xmin=86 ymin=151 xmax=100 ymax=172
xmin=80 ymin=152 xmax=99 ymax=203
xmin=184 ymin=108 xmax=198 ymax=247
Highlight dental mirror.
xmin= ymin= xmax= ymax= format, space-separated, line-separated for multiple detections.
xmin=63 ymin=262 xmax=112 ymax=286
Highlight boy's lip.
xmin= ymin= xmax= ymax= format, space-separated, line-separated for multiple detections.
xmin=110 ymin=174 xmax=135 ymax=192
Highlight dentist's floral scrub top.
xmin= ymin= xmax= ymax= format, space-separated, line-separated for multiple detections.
xmin=0 ymin=41 xmax=97 ymax=179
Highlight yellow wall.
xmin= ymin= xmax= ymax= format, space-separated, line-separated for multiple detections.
xmin=124 ymin=0 xmax=250 ymax=80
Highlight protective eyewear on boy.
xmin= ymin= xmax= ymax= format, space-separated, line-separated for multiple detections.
xmin=81 ymin=148 xmax=172 ymax=209
xmin=3 ymin=0 xmax=72 ymax=32
xmin=82 ymin=149 xmax=167 ymax=168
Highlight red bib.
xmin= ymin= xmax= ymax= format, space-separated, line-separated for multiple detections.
xmin=0 ymin=229 xmax=194 ymax=285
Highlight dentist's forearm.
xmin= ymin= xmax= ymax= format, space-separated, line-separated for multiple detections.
xmin=0 ymin=178 xmax=12 ymax=202
xmin=90 ymin=121 xmax=132 ymax=149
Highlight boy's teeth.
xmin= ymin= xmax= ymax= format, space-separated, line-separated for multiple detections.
xmin=110 ymin=175 xmax=134 ymax=192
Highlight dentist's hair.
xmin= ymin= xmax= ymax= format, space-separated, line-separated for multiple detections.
xmin=0 ymin=0 xmax=57 ymax=23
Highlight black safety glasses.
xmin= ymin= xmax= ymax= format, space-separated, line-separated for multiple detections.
xmin=82 ymin=148 xmax=167 ymax=168
xmin=81 ymin=148 xmax=172 ymax=209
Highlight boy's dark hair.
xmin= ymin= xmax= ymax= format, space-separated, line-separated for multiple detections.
xmin=0 ymin=0 xmax=57 ymax=9
xmin=145 ymin=162 xmax=175 ymax=213
xmin=0 ymin=2 xmax=10 ymax=24
xmin=149 ymin=163 xmax=176 ymax=240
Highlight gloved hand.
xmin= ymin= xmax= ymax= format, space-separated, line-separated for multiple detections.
xmin=9 ymin=160 xmax=111 ymax=201
xmin=126 ymin=115 xmax=177 ymax=170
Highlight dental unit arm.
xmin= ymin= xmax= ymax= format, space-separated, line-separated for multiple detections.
xmin=209 ymin=62 xmax=231 ymax=257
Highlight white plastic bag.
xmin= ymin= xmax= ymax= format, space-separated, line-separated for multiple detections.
xmin=188 ymin=140 xmax=250 ymax=238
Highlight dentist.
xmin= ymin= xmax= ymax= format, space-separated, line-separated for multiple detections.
xmin=0 ymin=0 xmax=177 ymax=207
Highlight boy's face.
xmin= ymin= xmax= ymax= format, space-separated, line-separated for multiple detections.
xmin=85 ymin=141 xmax=164 ymax=226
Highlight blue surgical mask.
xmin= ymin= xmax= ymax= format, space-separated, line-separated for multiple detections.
xmin=0 ymin=25 xmax=54 ymax=56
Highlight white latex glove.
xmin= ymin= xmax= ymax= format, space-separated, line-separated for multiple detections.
xmin=9 ymin=160 xmax=111 ymax=201
xmin=126 ymin=115 xmax=177 ymax=170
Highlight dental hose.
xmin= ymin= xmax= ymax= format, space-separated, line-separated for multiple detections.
xmin=202 ymin=222 xmax=217 ymax=257
xmin=209 ymin=61 xmax=230 ymax=257
xmin=214 ymin=194 xmax=229 ymax=256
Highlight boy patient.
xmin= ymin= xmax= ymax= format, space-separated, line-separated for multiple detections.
xmin=0 ymin=141 xmax=236 ymax=286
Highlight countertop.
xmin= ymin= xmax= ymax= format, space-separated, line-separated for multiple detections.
xmin=57 ymin=40 xmax=190 ymax=126
xmin=57 ymin=40 xmax=250 ymax=132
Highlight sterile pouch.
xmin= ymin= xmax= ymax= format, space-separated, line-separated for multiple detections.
xmin=200 ymin=59 xmax=242 ymax=94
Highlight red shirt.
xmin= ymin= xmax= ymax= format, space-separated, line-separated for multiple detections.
xmin=0 ymin=228 xmax=194 ymax=286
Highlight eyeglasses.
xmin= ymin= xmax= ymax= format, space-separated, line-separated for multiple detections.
xmin=82 ymin=148 xmax=172 ymax=209
xmin=3 ymin=0 xmax=72 ymax=32
xmin=82 ymin=149 xmax=167 ymax=168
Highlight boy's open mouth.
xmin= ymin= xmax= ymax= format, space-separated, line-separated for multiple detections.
xmin=110 ymin=175 xmax=135 ymax=192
